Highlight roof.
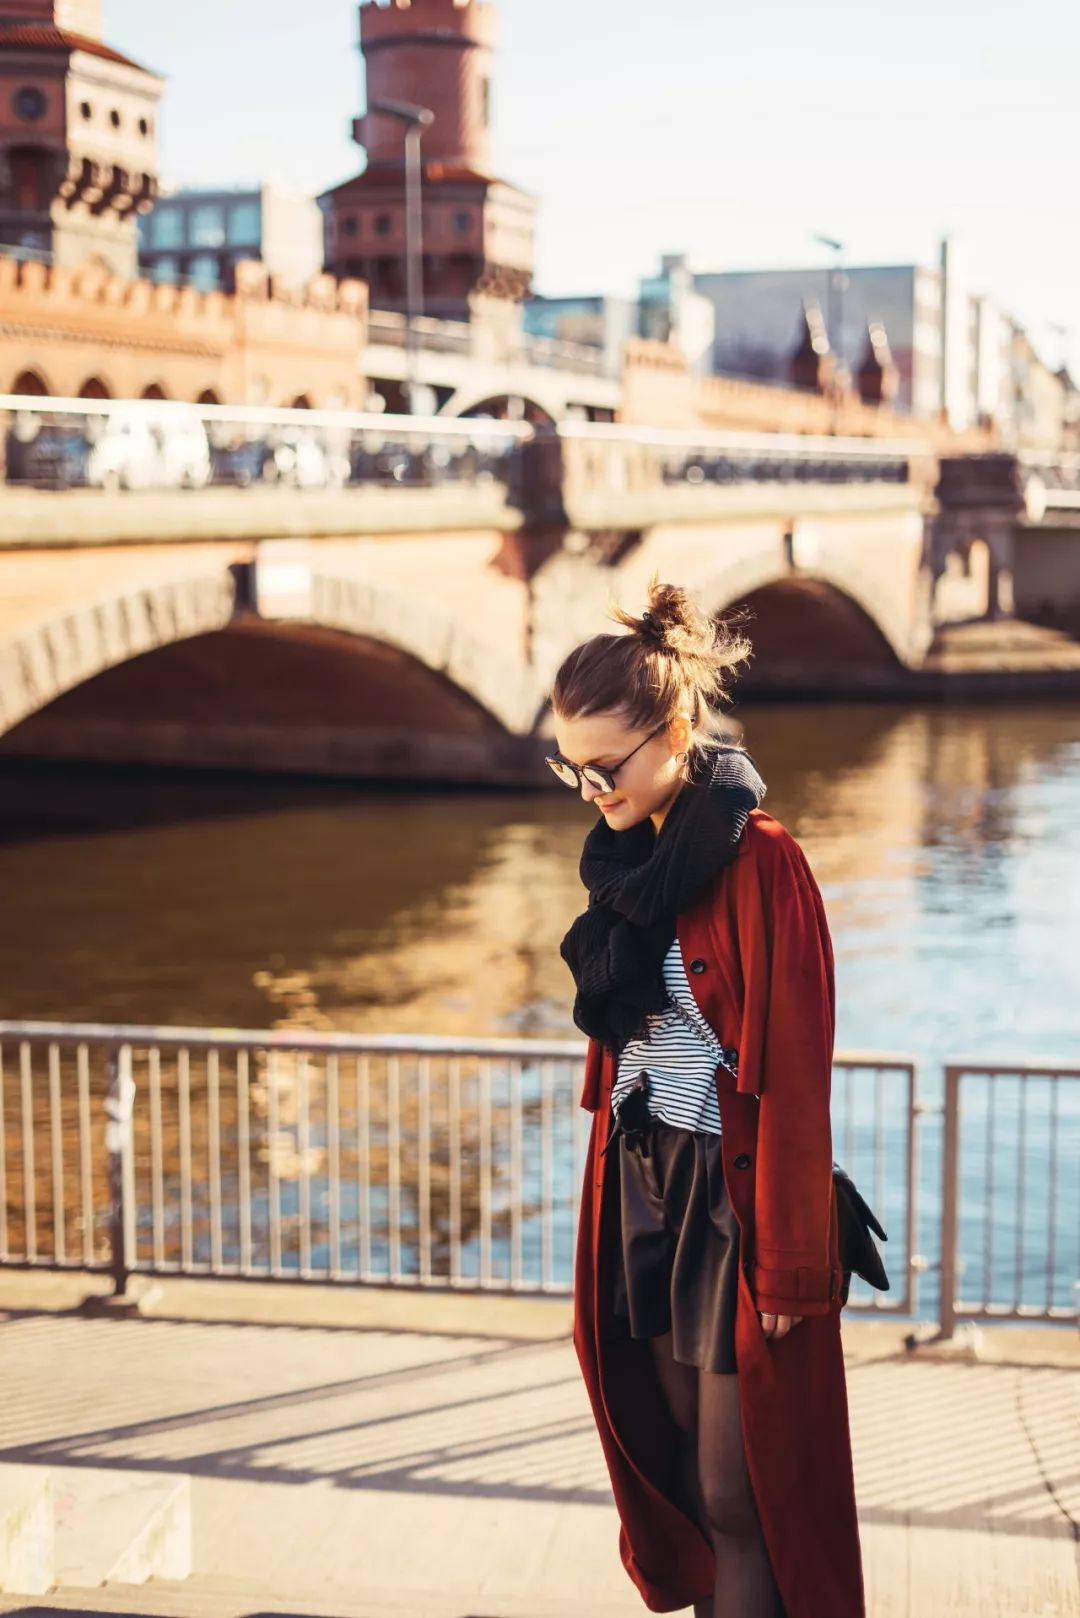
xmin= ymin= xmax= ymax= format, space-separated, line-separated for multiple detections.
xmin=0 ymin=24 xmax=158 ymax=75
xmin=321 ymin=163 xmax=537 ymax=204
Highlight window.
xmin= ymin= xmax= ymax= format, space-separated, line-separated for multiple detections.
xmin=150 ymin=256 xmax=179 ymax=284
xmin=189 ymin=254 xmax=222 ymax=291
xmin=138 ymin=116 xmax=150 ymax=137
xmin=80 ymin=100 xmax=92 ymax=120
xmin=149 ymin=206 xmax=183 ymax=249
xmin=190 ymin=204 xmax=226 ymax=248
xmin=481 ymin=76 xmax=492 ymax=127
xmin=453 ymin=210 xmax=471 ymax=235
xmin=343 ymin=215 xmax=359 ymax=238
xmin=13 ymin=87 xmax=46 ymax=122
xmin=226 ymin=199 xmax=261 ymax=247
xmin=109 ymin=108 xmax=121 ymax=129
xmin=374 ymin=213 xmax=392 ymax=236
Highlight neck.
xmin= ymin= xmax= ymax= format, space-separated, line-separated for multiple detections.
xmin=650 ymin=776 xmax=686 ymax=836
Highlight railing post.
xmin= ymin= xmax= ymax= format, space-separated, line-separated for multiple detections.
xmin=104 ymin=1045 xmax=136 ymax=1297
xmin=938 ymin=1065 xmax=961 ymax=1341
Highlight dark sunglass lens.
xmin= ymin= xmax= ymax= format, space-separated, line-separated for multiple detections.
xmin=582 ymin=765 xmax=614 ymax=792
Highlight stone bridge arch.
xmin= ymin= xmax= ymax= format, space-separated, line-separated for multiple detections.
xmin=441 ymin=384 xmax=563 ymax=424
xmin=297 ymin=566 xmax=537 ymax=735
xmin=692 ymin=546 xmax=927 ymax=671
xmin=0 ymin=557 xmax=538 ymax=778
xmin=0 ymin=564 xmax=240 ymax=739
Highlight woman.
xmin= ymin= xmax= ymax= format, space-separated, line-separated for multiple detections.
xmin=548 ymin=578 xmax=865 ymax=1618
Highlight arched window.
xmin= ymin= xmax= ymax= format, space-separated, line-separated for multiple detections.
xmin=140 ymin=383 xmax=168 ymax=400
xmin=12 ymin=369 xmax=48 ymax=397
xmin=290 ymin=394 xmax=313 ymax=410
xmin=78 ymin=377 xmax=111 ymax=400
xmin=196 ymin=388 xmax=222 ymax=406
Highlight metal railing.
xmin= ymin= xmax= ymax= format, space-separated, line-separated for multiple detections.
xmin=367 ymin=310 xmax=473 ymax=357
xmin=0 ymin=395 xmax=529 ymax=495
xmin=938 ymin=1062 xmax=1080 ymax=1333
xmin=0 ymin=395 xmax=936 ymax=513
xmin=365 ymin=311 xmax=610 ymax=376
xmin=7 ymin=1023 xmax=1075 ymax=1333
xmin=0 ymin=1025 xmax=589 ymax=1295
xmin=558 ymin=420 xmax=927 ymax=492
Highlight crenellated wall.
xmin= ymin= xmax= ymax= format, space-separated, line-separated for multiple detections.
xmin=0 ymin=254 xmax=369 ymax=406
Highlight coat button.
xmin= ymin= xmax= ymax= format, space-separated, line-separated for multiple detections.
xmin=734 ymin=1152 xmax=751 ymax=1169
xmin=689 ymin=958 xmax=706 ymax=974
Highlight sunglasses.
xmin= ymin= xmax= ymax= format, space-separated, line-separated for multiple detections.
xmin=544 ymin=723 xmax=667 ymax=793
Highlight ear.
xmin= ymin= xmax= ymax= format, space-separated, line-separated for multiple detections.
xmin=669 ymin=712 xmax=693 ymax=754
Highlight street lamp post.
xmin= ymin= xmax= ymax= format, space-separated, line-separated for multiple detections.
xmin=813 ymin=233 xmax=845 ymax=428
xmin=369 ymin=97 xmax=434 ymax=414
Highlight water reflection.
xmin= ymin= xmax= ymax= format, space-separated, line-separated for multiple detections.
xmin=1 ymin=701 xmax=1079 ymax=1064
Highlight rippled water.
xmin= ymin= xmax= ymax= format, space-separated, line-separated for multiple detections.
xmin=3 ymin=701 xmax=1079 ymax=1065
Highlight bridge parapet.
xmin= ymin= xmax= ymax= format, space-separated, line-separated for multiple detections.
xmin=553 ymin=422 xmax=934 ymax=531
xmin=0 ymin=396 xmax=939 ymax=545
xmin=0 ymin=395 xmax=529 ymax=545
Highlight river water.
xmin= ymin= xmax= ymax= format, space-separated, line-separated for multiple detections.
xmin=3 ymin=700 xmax=1080 ymax=1059
xmin=2 ymin=700 xmax=1078 ymax=1316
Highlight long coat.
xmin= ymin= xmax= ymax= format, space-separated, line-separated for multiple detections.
xmin=572 ymin=809 xmax=865 ymax=1618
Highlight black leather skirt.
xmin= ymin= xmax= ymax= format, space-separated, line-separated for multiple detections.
xmin=610 ymin=1109 xmax=741 ymax=1376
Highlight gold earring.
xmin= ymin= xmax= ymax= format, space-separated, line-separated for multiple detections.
xmin=676 ymin=752 xmax=688 ymax=763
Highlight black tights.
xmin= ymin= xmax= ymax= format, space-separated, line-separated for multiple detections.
xmin=649 ymin=1331 xmax=784 ymax=1618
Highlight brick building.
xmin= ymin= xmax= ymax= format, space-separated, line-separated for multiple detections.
xmin=321 ymin=0 xmax=536 ymax=324
xmin=0 ymin=256 xmax=368 ymax=407
xmin=0 ymin=3 xmax=368 ymax=406
xmin=0 ymin=0 xmax=161 ymax=277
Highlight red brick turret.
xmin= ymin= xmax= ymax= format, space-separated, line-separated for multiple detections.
xmin=322 ymin=0 xmax=536 ymax=322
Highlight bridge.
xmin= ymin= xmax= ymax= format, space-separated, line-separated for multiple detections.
xmin=1 ymin=395 xmax=1078 ymax=784
xmin=364 ymin=308 xmax=622 ymax=421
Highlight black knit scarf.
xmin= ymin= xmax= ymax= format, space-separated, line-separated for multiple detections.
xmin=559 ymin=742 xmax=767 ymax=1053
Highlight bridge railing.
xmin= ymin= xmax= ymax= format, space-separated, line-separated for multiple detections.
xmin=2 ymin=1021 xmax=1074 ymax=1333
xmin=367 ymin=310 xmax=473 ymax=357
xmin=558 ymin=420 xmax=929 ymax=495
xmin=552 ymin=422 xmax=934 ymax=528
xmin=0 ymin=395 xmax=943 ymax=521
xmin=364 ymin=311 xmax=611 ymax=376
xmin=0 ymin=395 xmax=530 ymax=495
xmin=937 ymin=1061 xmax=1080 ymax=1335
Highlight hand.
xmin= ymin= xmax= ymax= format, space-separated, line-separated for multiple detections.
xmin=759 ymin=1312 xmax=804 ymax=1340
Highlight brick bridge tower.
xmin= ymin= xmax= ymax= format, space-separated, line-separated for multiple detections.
xmin=322 ymin=0 xmax=536 ymax=324
xmin=0 ymin=0 xmax=162 ymax=277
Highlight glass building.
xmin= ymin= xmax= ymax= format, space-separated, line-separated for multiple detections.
xmin=138 ymin=183 xmax=322 ymax=294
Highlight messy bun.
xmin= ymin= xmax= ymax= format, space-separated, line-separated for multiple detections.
xmin=550 ymin=571 xmax=753 ymax=766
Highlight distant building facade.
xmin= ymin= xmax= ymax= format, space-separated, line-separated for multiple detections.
xmin=691 ymin=237 xmax=1066 ymax=445
xmin=521 ymin=293 xmax=636 ymax=378
xmin=0 ymin=0 xmax=162 ymax=277
xmin=321 ymin=0 xmax=536 ymax=323
xmin=693 ymin=259 xmax=945 ymax=418
xmin=138 ymin=183 xmax=324 ymax=293
xmin=638 ymin=255 xmax=715 ymax=375
xmin=523 ymin=256 xmax=715 ymax=380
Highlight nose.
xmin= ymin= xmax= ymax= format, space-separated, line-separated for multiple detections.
xmin=580 ymin=777 xmax=603 ymax=804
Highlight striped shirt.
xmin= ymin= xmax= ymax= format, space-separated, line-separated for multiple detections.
xmin=611 ymin=937 xmax=739 ymax=1135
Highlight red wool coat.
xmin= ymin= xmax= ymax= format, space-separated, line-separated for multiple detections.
xmin=572 ymin=809 xmax=865 ymax=1618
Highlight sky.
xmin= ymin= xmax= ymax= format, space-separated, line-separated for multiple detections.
xmin=106 ymin=0 xmax=1080 ymax=373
